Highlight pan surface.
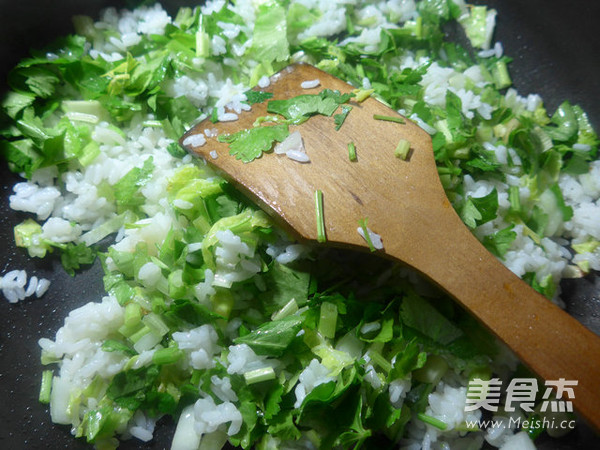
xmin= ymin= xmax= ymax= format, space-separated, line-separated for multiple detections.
xmin=0 ymin=1 xmax=598 ymax=448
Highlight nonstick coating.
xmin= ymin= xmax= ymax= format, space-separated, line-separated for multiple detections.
xmin=0 ymin=1 xmax=598 ymax=449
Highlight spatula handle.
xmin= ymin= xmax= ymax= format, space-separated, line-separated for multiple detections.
xmin=389 ymin=207 xmax=600 ymax=431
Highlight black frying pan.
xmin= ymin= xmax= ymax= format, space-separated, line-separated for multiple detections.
xmin=0 ymin=1 xmax=598 ymax=448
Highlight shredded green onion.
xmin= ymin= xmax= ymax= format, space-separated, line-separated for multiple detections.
xmin=417 ymin=413 xmax=448 ymax=431
xmin=315 ymin=189 xmax=326 ymax=243
xmin=358 ymin=217 xmax=376 ymax=252
xmin=373 ymin=114 xmax=405 ymax=124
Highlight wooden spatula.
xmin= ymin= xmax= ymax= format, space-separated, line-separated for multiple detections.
xmin=181 ymin=63 xmax=600 ymax=430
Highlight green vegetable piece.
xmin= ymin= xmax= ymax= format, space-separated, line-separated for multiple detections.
xmin=369 ymin=349 xmax=392 ymax=374
xmin=267 ymin=89 xmax=352 ymax=124
xmin=545 ymin=101 xmax=579 ymax=142
xmin=165 ymin=298 xmax=224 ymax=326
xmin=347 ymin=141 xmax=357 ymax=161
xmin=101 ymin=340 xmax=137 ymax=357
xmin=14 ymin=218 xmax=49 ymax=258
xmin=244 ymin=366 xmax=276 ymax=385
xmin=271 ymin=298 xmax=299 ymax=321
xmin=572 ymin=240 xmax=600 ymax=255
xmin=244 ymin=90 xmax=274 ymax=105
xmin=360 ymin=317 xmax=394 ymax=343
xmin=106 ymin=365 xmax=160 ymax=410
xmin=459 ymin=5 xmax=492 ymax=49
xmin=413 ymin=354 xmax=448 ymax=384
xmin=218 ymin=123 xmax=289 ymax=163
xmin=492 ymin=60 xmax=512 ymax=89
xmin=394 ymin=139 xmax=411 ymax=160
xmin=400 ymin=294 xmax=463 ymax=345
xmin=389 ymin=340 xmax=427 ymax=381
xmin=460 ymin=188 xmax=498 ymax=229
xmin=483 ymin=226 xmax=517 ymax=258
xmin=318 ymin=302 xmax=338 ymax=339
xmin=61 ymin=242 xmax=97 ymax=276
xmin=250 ymin=2 xmax=289 ymax=63
xmin=315 ymin=189 xmax=326 ymax=243
xmin=152 ymin=347 xmax=183 ymax=365
xmin=417 ymin=412 xmax=448 ymax=431
xmin=2 ymin=91 xmax=35 ymax=119
xmin=166 ymin=142 xmax=187 ymax=158
xmin=357 ymin=217 xmax=376 ymax=252
xmin=113 ymin=157 xmax=155 ymax=210
xmin=334 ymin=105 xmax=353 ymax=131
xmin=259 ymin=261 xmax=311 ymax=315
xmin=312 ymin=343 xmax=354 ymax=377
xmin=39 ymin=370 xmax=53 ymax=404
xmin=353 ymin=88 xmax=374 ymax=103
xmin=233 ymin=315 xmax=303 ymax=357
xmin=20 ymin=66 xmax=61 ymax=98
xmin=373 ymin=114 xmax=405 ymax=124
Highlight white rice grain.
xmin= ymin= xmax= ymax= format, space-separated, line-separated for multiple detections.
xmin=204 ymin=128 xmax=219 ymax=138
xmin=173 ymin=199 xmax=194 ymax=210
xmin=36 ymin=278 xmax=51 ymax=298
xmin=137 ymin=262 xmax=162 ymax=286
xmin=25 ymin=276 xmax=38 ymax=297
xmin=286 ymin=149 xmax=310 ymax=163
xmin=301 ymin=79 xmax=320 ymax=89
xmin=573 ymin=143 xmax=592 ymax=152
xmin=257 ymin=75 xmax=270 ymax=88
xmin=182 ymin=133 xmax=206 ymax=147
xmin=218 ymin=112 xmax=239 ymax=122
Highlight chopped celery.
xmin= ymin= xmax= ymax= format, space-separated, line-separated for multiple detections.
xmin=14 ymin=219 xmax=50 ymax=258
xmin=368 ymin=349 xmax=392 ymax=374
xmin=39 ymin=370 xmax=53 ymax=404
xmin=348 ymin=141 xmax=357 ymax=161
xmin=394 ymin=139 xmax=411 ymax=160
xmin=152 ymin=347 xmax=183 ymax=365
xmin=318 ymin=302 xmax=338 ymax=339
xmin=142 ymin=313 xmax=170 ymax=337
xmin=314 ymin=190 xmax=326 ymax=243
xmin=271 ymin=298 xmax=299 ymax=321
xmin=244 ymin=367 xmax=276 ymax=385
xmin=353 ymin=88 xmax=375 ymax=103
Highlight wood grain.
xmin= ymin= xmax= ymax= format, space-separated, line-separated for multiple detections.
xmin=182 ymin=63 xmax=600 ymax=431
